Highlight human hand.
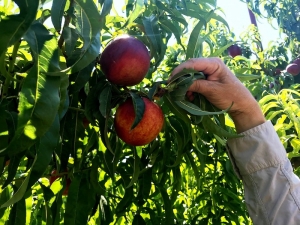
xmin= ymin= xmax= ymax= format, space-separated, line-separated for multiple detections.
xmin=170 ymin=57 xmax=266 ymax=133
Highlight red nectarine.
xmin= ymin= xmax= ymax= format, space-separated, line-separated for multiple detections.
xmin=99 ymin=35 xmax=150 ymax=86
xmin=286 ymin=63 xmax=300 ymax=76
xmin=228 ymin=45 xmax=242 ymax=58
xmin=114 ymin=97 xmax=164 ymax=146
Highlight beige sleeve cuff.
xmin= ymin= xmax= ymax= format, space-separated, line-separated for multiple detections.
xmin=227 ymin=120 xmax=287 ymax=176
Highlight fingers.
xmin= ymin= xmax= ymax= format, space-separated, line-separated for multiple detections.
xmin=170 ymin=57 xmax=224 ymax=78
xmin=188 ymin=79 xmax=213 ymax=96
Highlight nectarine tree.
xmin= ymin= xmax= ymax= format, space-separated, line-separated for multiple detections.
xmin=0 ymin=0 xmax=299 ymax=224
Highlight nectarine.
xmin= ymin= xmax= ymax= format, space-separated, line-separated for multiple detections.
xmin=114 ymin=97 xmax=164 ymax=146
xmin=286 ymin=63 xmax=300 ymax=76
xmin=99 ymin=35 xmax=150 ymax=86
xmin=228 ymin=45 xmax=242 ymax=58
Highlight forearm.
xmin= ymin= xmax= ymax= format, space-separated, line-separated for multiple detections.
xmin=227 ymin=121 xmax=300 ymax=225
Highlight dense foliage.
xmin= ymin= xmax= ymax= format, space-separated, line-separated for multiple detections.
xmin=0 ymin=0 xmax=299 ymax=224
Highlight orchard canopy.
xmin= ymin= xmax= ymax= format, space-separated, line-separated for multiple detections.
xmin=0 ymin=0 xmax=300 ymax=224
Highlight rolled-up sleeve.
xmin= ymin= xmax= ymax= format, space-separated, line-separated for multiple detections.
xmin=227 ymin=121 xmax=300 ymax=225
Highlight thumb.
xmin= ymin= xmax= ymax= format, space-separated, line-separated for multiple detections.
xmin=188 ymin=79 xmax=213 ymax=96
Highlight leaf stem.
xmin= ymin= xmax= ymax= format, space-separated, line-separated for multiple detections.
xmin=68 ymin=106 xmax=85 ymax=112
xmin=58 ymin=0 xmax=75 ymax=49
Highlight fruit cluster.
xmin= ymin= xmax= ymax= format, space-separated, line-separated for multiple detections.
xmin=99 ymin=35 xmax=164 ymax=146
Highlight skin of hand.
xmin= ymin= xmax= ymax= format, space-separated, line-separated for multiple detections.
xmin=170 ymin=57 xmax=266 ymax=133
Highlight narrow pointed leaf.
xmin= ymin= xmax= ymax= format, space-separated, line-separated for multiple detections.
xmin=133 ymin=214 xmax=146 ymax=225
xmin=1 ymin=116 xmax=59 ymax=208
xmin=129 ymin=93 xmax=145 ymax=130
xmin=7 ymin=194 xmax=26 ymax=225
xmin=124 ymin=0 xmax=144 ymax=26
xmin=186 ymin=20 xmax=206 ymax=59
xmin=99 ymin=85 xmax=112 ymax=118
xmin=126 ymin=148 xmax=140 ymax=188
xmin=51 ymin=0 xmax=67 ymax=32
xmin=175 ymin=100 xmax=230 ymax=116
xmin=1 ymin=23 xmax=61 ymax=156
xmin=64 ymin=172 xmax=96 ymax=225
xmin=163 ymin=94 xmax=190 ymax=125
xmin=209 ymin=41 xmax=236 ymax=57
xmin=67 ymin=0 xmax=101 ymax=73
xmin=235 ymin=73 xmax=261 ymax=82
xmin=0 ymin=0 xmax=39 ymax=56
xmin=202 ymin=116 xmax=241 ymax=138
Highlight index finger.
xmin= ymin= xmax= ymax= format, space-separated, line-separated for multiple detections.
xmin=170 ymin=57 xmax=223 ymax=78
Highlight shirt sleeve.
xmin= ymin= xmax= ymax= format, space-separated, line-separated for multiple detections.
xmin=227 ymin=120 xmax=300 ymax=225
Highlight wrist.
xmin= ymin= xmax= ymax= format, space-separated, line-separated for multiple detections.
xmin=230 ymin=105 xmax=266 ymax=133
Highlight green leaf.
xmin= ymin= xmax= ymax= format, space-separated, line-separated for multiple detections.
xmin=142 ymin=207 xmax=160 ymax=224
xmin=210 ymin=13 xmax=230 ymax=30
xmin=175 ymin=100 xmax=229 ymax=116
xmin=163 ymin=94 xmax=190 ymax=125
xmin=142 ymin=15 xmax=162 ymax=62
xmin=0 ymin=0 xmax=39 ymax=56
xmin=126 ymin=148 xmax=141 ymax=188
xmin=1 ymin=116 xmax=59 ymax=208
xmin=132 ymin=214 xmax=146 ymax=225
xmin=159 ymin=18 xmax=184 ymax=49
xmin=27 ymin=115 xmax=60 ymax=188
xmin=0 ymin=187 xmax=11 ymax=218
xmin=63 ymin=27 xmax=79 ymax=57
xmin=202 ymin=116 xmax=241 ymax=139
xmin=186 ymin=19 xmax=207 ymax=59
xmin=147 ymin=82 xmax=160 ymax=100
xmin=124 ymin=0 xmax=144 ymax=27
xmin=0 ymin=108 xmax=8 ymax=150
xmin=69 ymin=61 xmax=95 ymax=93
xmin=234 ymin=73 xmax=261 ymax=82
xmin=63 ymin=0 xmax=101 ymax=73
xmin=136 ymin=168 xmax=152 ymax=206
xmin=1 ymin=23 xmax=61 ymax=156
xmin=209 ymin=41 xmax=236 ymax=57
xmin=7 ymin=192 xmax=26 ymax=225
xmin=51 ymin=0 xmax=67 ymax=32
xmin=2 ymin=152 xmax=25 ymax=189
xmin=99 ymin=85 xmax=112 ymax=118
xmin=64 ymin=172 xmax=96 ymax=225
xmin=115 ymin=186 xmax=133 ymax=215
xmin=90 ymin=158 xmax=105 ymax=195
xmin=129 ymin=93 xmax=145 ymax=130
xmin=167 ymin=68 xmax=200 ymax=85
xmin=156 ymin=1 xmax=188 ymax=29
xmin=157 ymin=186 xmax=174 ymax=225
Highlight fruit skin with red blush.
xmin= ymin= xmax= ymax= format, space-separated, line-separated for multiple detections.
xmin=99 ymin=35 xmax=150 ymax=86
xmin=227 ymin=44 xmax=242 ymax=58
xmin=82 ymin=117 xmax=90 ymax=129
xmin=114 ymin=97 xmax=164 ymax=146
xmin=286 ymin=63 xmax=300 ymax=76
xmin=49 ymin=170 xmax=71 ymax=196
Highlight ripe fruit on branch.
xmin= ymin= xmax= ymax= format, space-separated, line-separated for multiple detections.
xmin=114 ymin=97 xmax=164 ymax=146
xmin=99 ymin=35 xmax=150 ymax=86
xmin=286 ymin=63 xmax=300 ymax=76
xmin=49 ymin=170 xmax=71 ymax=196
xmin=274 ymin=68 xmax=282 ymax=76
xmin=227 ymin=44 xmax=242 ymax=58
xmin=82 ymin=117 xmax=90 ymax=129
xmin=293 ymin=58 xmax=300 ymax=66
